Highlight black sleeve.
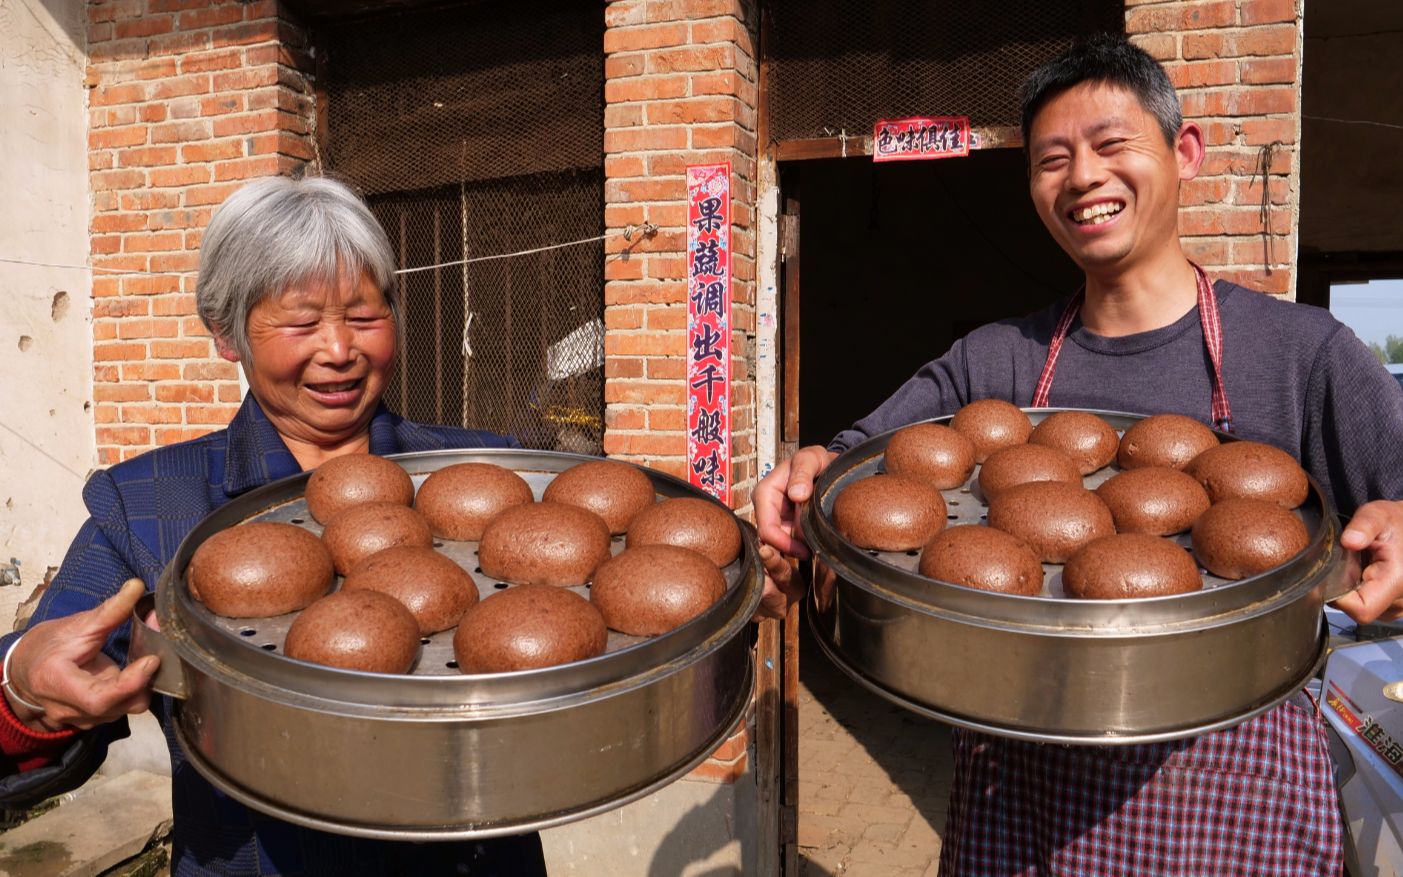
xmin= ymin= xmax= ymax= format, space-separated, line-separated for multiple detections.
xmin=828 ymin=339 xmax=972 ymax=453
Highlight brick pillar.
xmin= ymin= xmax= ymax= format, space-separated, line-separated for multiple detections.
xmin=87 ymin=0 xmax=317 ymax=463
xmin=602 ymin=0 xmax=760 ymax=510
xmin=1128 ymin=0 xmax=1303 ymax=296
xmin=602 ymin=0 xmax=760 ymax=784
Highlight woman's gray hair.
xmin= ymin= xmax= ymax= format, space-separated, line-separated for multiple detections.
xmin=196 ymin=175 xmax=398 ymax=360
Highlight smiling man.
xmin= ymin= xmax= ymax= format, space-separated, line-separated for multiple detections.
xmin=755 ymin=35 xmax=1403 ymax=875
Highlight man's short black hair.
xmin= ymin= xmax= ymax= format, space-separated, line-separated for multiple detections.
xmin=1020 ymin=34 xmax=1183 ymax=149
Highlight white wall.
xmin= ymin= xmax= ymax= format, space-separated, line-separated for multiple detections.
xmin=0 ymin=0 xmax=94 ymax=625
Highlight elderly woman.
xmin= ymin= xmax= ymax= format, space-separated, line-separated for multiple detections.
xmin=0 ymin=177 xmax=546 ymax=875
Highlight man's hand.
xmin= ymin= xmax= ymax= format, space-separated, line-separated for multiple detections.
xmin=753 ymin=445 xmax=839 ymax=617
xmin=754 ymin=445 xmax=839 ymax=560
xmin=6 ymin=579 xmax=161 ymax=733
xmin=1334 ymin=500 xmax=1403 ymax=623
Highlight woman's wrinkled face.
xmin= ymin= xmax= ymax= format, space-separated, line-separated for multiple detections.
xmin=220 ymin=269 xmax=396 ymax=450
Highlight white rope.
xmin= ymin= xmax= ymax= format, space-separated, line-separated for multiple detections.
xmin=0 ymin=223 xmax=658 ymax=279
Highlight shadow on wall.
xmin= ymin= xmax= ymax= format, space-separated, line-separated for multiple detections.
xmin=30 ymin=0 xmax=85 ymax=52
xmin=646 ymin=772 xmax=756 ymax=877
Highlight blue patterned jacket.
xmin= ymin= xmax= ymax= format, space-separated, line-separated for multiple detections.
xmin=0 ymin=396 xmax=545 ymax=876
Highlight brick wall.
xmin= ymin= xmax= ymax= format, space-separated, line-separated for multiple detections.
xmin=1127 ymin=0 xmax=1303 ymax=296
xmin=602 ymin=0 xmax=760 ymax=513
xmin=87 ymin=0 xmax=316 ymax=463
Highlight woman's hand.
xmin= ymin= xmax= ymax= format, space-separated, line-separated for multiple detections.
xmin=1335 ymin=500 xmax=1403 ymax=623
xmin=753 ymin=446 xmax=839 ymax=617
xmin=6 ymin=579 xmax=161 ymax=733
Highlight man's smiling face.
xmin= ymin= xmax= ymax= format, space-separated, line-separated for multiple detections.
xmin=1027 ymin=82 xmax=1194 ymax=274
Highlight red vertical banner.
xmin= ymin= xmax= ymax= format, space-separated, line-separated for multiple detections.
xmin=686 ymin=163 xmax=732 ymax=504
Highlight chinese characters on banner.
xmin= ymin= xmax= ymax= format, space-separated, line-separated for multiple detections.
xmin=872 ymin=116 xmax=971 ymax=162
xmin=686 ymin=163 xmax=731 ymax=504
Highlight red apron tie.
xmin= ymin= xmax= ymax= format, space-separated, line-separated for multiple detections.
xmin=1031 ymin=263 xmax=1233 ymax=432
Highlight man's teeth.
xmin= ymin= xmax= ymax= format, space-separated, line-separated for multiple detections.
xmin=1072 ymin=202 xmax=1124 ymax=224
xmin=311 ymin=380 xmax=358 ymax=393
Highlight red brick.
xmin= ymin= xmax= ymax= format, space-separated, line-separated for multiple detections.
xmin=604 ymin=306 xmax=644 ymax=330
xmin=646 ymin=0 xmax=738 ymax=23
xmin=1236 ymin=25 xmax=1298 ymax=57
xmin=709 ymin=726 xmax=749 ymax=761
xmin=147 ymin=29 xmax=213 ymax=55
xmin=603 ymin=432 xmax=686 ymax=457
xmin=605 ymin=380 xmax=685 ymax=405
xmin=209 ymin=20 xmax=279 ymax=48
xmin=649 ymin=45 xmax=736 ymax=74
xmin=645 ymin=306 xmax=686 ymax=330
xmin=93 ymin=298 xmax=150 ymax=318
xmin=121 ymin=274 xmax=182 ymax=295
xmin=95 ymin=341 xmax=147 ymax=362
xmin=1242 ymin=118 xmax=1296 ymax=145
xmin=605 ymin=2 xmax=645 ymax=27
xmin=1165 ymin=60 xmax=1237 ymax=89
xmin=150 ymin=165 xmax=212 ymax=187
xmin=648 ymin=150 xmax=730 ymax=177
xmin=648 ymin=407 xmax=687 ymax=431
xmin=124 ymin=231 xmax=184 ymax=253
xmin=150 ymin=339 xmax=214 ymax=359
xmin=647 ymin=358 xmax=685 ymax=380
xmin=605 ymin=105 xmax=643 ymax=128
xmin=139 ymin=104 xmax=168 ymax=123
xmin=604 ymin=127 xmax=689 ymax=152
xmin=1129 ymin=32 xmax=1178 ymax=61
xmin=155 ymin=383 xmax=215 ymax=403
xmin=646 ymin=255 xmax=688 ymax=280
xmin=212 ymin=67 xmax=278 ymax=92
xmin=182 ymin=361 xmax=239 ymax=380
xmin=150 ymin=251 xmax=201 ymax=272
xmin=181 ymin=140 xmax=242 ymax=162
xmin=1241 ymin=57 xmax=1297 ymax=85
xmin=88 ymin=0 xmax=143 ymax=23
xmin=148 ymin=76 xmax=211 ymax=101
xmin=115 ymin=15 xmax=173 ymax=38
xmin=150 ymin=119 xmax=213 ymax=143
xmin=94 ymin=383 xmax=151 ymax=403
xmin=179 ymin=48 xmax=243 ymax=73
xmin=92 ymin=234 xmax=122 ymax=255
xmin=92 ymin=83 xmax=146 ymax=107
xmin=1126 ymin=2 xmax=1235 ymax=34
xmin=691 ymin=17 xmax=754 ymax=56
xmin=605 ymin=75 xmax=688 ymax=102
xmin=211 ymin=109 xmax=282 ymax=136
xmin=92 ymin=212 xmax=148 ymax=233
xmin=604 ymin=256 xmax=646 ymax=280
xmin=118 ymin=145 xmax=179 ymax=167
xmin=606 ymin=204 xmax=647 ymax=227
xmin=93 ymin=254 xmax=148 ymax=272
xmin=1232 ymin=86 xmax=1296 ymax=116
xmin=136 ymin=58 xmax=179 ymax=80
xmin=1232 ymin=175 xmax=1292 ymax=206
xmin=152 ymin=294 xmax=197 ymax=316
xmin=213 ymin=155 xmax=282 ymax=181
xmin=185 ymin=404 xmax=241 ymax=425
xmin=178 ymin=4 xmax=245 ymax=29
xmin=1241 ymin=0 xmax=1297 ymax=25
xmin=97 ymin=426 xmax=153 ymax=446
xmin=647 ymin=96 xmax=738 ymax=124
xmin=218 ymin=383 xmax=242 ymax=402
xmin=604 ymin=53 xmax=646 ymax=79
xmin=119 ymin=404 xmax=185 ymax=424
xmin=604 ymin=356 xmax=645 ymax=379
xmin=608 ymin=177 xmax=687 ymax=203
xmin=603 ymin=23 xmax=687 ymax=53
xmin=605 ymin=155 xmax=647 ymax=178
xmin=154 ymin=427 xmax=216 ymax=445
xmin=1181 ymin=238 xmax=1230 ymax=265
xmin=200 ymin=94 xmax=244 ymax=116
xmin=685 ymin=753 xmax=747 ymax=784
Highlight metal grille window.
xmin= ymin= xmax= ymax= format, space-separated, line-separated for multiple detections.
xmin=322 ymin=1 xmax=605 ymax=453
xmin=766 ymin=1 xmax=1125 ymax=141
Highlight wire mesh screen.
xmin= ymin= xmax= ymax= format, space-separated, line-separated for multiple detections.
xmin=322 ymin=1 xmax=605 ymax=453
xmin=766 ymin=0 xmax=1125 ymax=141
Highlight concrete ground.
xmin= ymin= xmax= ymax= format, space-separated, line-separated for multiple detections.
xmin=796 ymin=614 xmax=953 ymax=877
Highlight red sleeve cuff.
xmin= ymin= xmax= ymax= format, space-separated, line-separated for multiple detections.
xmin=0 ymin=692 xmax=77 ymax=773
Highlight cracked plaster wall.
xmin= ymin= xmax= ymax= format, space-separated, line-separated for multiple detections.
xmin=0 ymin=0 xmax=95 ymax=625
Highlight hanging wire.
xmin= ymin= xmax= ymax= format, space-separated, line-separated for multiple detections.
xmin=0 ymin=222 xmax=658 ymax=279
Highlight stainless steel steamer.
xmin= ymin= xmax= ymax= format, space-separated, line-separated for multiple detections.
xmin=130 ymin=449 xmax=763 ymax=839
xmin=802 ymin=409 xmax=1359 ymax=745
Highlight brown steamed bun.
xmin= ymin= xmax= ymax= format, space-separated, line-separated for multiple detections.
xmin=1063 ymin=533 xmax=1203 ymax=599
xmin=188 ymin=522 xmax=333 ymax=618
xmin=591 ymin=545 xmax=726 ymax=635
xmin=884 ymin=422 xmax=976 ymax=489
xmin=542 ymin=459 xmax=656 ymax=535
xmin=321 ymin=502 xmax=434 ymax=576
xmin=625 ymin=497 xmax=742 ymax=567
xmin=950 ymin=399 xmax=1033 ymax=463
xmin=304 ymin=453 xmax=414 ymax=524
xmin=1029 ymin=411 xmax=1119 ymax=475
xmin=976 ymin=443 xmax=1081 ymax=500
xmin=341 ymin=546 xmax=479 ymax=635
xmin=1095 ymin=467 xmax=1211 ymax=535
xmin=987 ymin=481 xmax=1114 ymax=563
xmin=283 ymin=589 xmax=420 ymax=674
xmin=1117 ymin=414 xmax=1219 ymax=470
xmin=479 ymin=502 xmax=612 ymax=586
xmin=832 ymin=474 xmax=946 ymax=552
xmin=1191 ymin=498 xmax=1309 ymax=580
xmin=454 ymin=584 xmax=608 ymax=673
xmin=918 ymin=525 xmax=1044 ymax=596
xmin=415 ymin=462 xmax=534 ymax=541
xmin=1184 ymin=440 xmax=1309 ymax=508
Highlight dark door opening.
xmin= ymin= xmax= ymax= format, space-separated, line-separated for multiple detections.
xmin=784 ymin=150 xmax=1082 ymax=448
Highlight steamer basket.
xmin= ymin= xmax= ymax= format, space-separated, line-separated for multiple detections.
xmin=130 ymin=449 xmax=763 ymax=839
xmin=802 ymin=409 xmax=1359 ymax=745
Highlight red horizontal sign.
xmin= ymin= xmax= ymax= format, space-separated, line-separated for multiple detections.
xmin=873 ymin=116 xmax=971 ymax=162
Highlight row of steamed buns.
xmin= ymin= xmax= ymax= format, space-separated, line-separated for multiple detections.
xmin=833 ymin=401 xmax=1311 ymax=599
xmin=186 ymin=457 xmax=741 ymax=674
